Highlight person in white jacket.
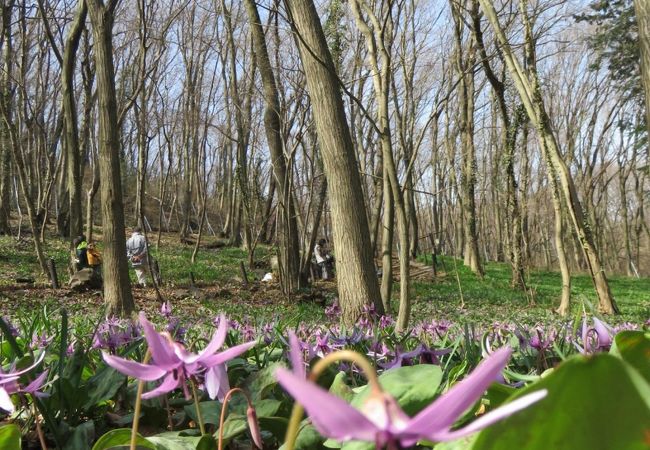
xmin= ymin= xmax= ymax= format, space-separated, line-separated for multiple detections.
xmin=126 ymin=227 xmax=148 ymax=287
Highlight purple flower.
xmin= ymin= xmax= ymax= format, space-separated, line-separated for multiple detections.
xmin=529 ymin=328 xmax=554 ymax=352
xmin=0 ymin=353 xmax=46 ymax=413
xmin=102 ymin=313 xmax=256 ymax=400
xmin=578 ymin=317 xmax=613 ymax=354
xmin=379 ymin=344 xmax=451 ymax=370
xmin=276 ymin=347 xmax=546 ymax=447
xmin=161 ymin=301 xmax=172 ymax=318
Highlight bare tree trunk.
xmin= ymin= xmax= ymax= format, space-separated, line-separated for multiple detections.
xmin=635 ymin=0 xmax=650 ymax=137
xmin=380 ymin=167 xmax=394 ymax=314
xmin=0 ymin=0 xmax=14 ymax=235
xmin=244 ymin=0 xmax=302 ymax=291
xmin=284 ymin=0 xmax=383 ymax=324
xmin=451 ymin=0 xmax=483 ymax=277
xmin=62 ymin=0 xmax=87 ymax=239
xmin=87 ymin=0 xmax=135 ymax=316
xmin=479 ymin=0 xmax=618 ymax=314
xmin=348 ymin=0 xmax=408 ymax=328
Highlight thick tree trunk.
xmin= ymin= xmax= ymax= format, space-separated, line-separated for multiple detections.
xmin=284 ymin=0 xmax=383 ymax=324
xmin=87 ymin=0 xmax=135 ymax=316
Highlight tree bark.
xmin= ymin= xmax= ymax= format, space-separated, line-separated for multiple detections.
xmin=635 ymin=0 xmax=650 ymax=137
xmin=244 ymin=0 xmax=302 ymax=292
xmin=479 ymin=0 xmax=619 ymax=314
xmin=87 ymin=0 xmax=135 ymax=316
xmin=0 ymin=0 xmax=14 ymax=235
xmin=284 ymin=0 xmax=383 ymax=324
xmin=61 ymin=0 xmax=87 ymax=239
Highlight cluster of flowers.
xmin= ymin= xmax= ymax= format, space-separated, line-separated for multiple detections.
xmin=0 ymin=304 xmax=637 ymax=446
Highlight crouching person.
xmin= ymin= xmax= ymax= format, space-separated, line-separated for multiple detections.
xmin=126 ymin=226 xmax=148 ymax=288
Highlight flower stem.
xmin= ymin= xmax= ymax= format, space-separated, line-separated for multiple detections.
xmin=190 ymin=378 xmax=206 ymax=435
xmin=284 ymin=349 xmax=383 ymax=450
xmin=32 ymin=401 xmax=47 ymax=450
xmin=130 ymin=350 xmax=151 ymax=450
xmin=218 ymin=387 xmax=254 ymax=450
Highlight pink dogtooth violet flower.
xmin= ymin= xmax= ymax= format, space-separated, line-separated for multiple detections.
xmin=578 ymin=316 xmax=613 ymax=354
xmin=102 ymin=312 xmax=256 ymax=400
xmin=0 ymin=352 xmax=46 ymax=413
xmin=276 ymin=346 xmax=547 ymax=448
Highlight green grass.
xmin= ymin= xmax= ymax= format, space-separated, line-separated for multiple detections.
xmin=408 ymin=255 xmax=649 ymax=325
xmin=1 ymin=234 xmax=648 ymax=326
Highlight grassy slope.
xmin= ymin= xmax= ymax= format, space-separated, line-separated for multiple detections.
xmin=0 ymin=234 xmax=647 ymax=326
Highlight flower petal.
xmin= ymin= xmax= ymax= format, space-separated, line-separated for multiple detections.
xmin=0 ymin=352 xmax=45 ymax=379
xmin=0 ymin=388 xmax=14 ymax=413
xmin=22 ymin=370 xmax=48 ymax=394
xmin=139 ymin=312 xmax=181 ymax=370
xmin=141 ymin=372 xmax=182 ymax=399
xmin=199 ymin=341 xmax=256 ymax=368
xmin=289 ymin=331 xmax=306 ymax=379
xmin=186 ymin=314 xmax=228 ymax=364
xmin=407 ymin=347 xmax=512 ymax=434
xmin=593 ymin=318 xmax=612 ymax=349
xmin=204 ymin=364 xmax=230 ymax=401
xmin=421 ymin=390 xmax=548 ymax=443
xmin=275 ymin=367 xmax=379 ymax=442
xmin=102 ymin=352 xmax=167 ymax=381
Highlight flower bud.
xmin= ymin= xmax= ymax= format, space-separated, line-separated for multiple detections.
xmin=247 ymin=406 xmax=263 ymax=449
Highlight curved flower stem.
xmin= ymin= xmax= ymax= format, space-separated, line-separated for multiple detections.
xmin=130 ymin=350 xmax=151 ymax=450
xmin=190 ymin=378 xmax=206 ymax=435
xmin=218 ymin=387 xmax=254 ymax=450
xmin=284 ymin=350 xmax=383 ymax=450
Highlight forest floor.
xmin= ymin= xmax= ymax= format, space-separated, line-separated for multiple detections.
xmin=0 ymin=231 xmax=648 ymax=328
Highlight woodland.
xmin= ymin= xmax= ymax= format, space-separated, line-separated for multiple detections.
xmin=0 ymin=0 xmax=648 ymax=449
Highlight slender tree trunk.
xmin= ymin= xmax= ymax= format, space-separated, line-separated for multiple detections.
xmin=244 ymin=0 xmax=302 ymax=291
xmin=479 ymin=0 xmax=618 ymax=314
xmin=0 ymin=0 xmax=14 ymax=235
xmin=452 ymin=0 xmax=482 ymax=277
xmin=61 ymin=0 xmax=87 ymax=239
xmin=284 ymin=0 xmax=383 ymax=324
xmin=380 ymin=168 xmax=394 ymax=313
xmin=348 ymin=0 xmax=408 ymax=328
xmin=87 ymin=0 xmax=135 ymax=316
xmin=635 ymin=0 xmax=650 ymax=137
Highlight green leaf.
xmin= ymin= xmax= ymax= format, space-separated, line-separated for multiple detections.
xmin=83 ymin=367 xmax=127 ymax=410
xmin=183 ymin=400 xmax=222 ymax=426
xmin=195 ymin=435 xmax=218 ymax=450
xmin=473 ymin=354 xmax=650 ymax=450
xmin=91 ymin=428 xmax=156 ymax=450
xmin=431 ymin=435 xmax=477 ymax=449
xmin=253 ymin=398 xmax=282 ymax=418
xmin=328 ymin=371 xmax=355 ymax=403
xmin=63 ymin=421 xmax=95 ymax=450
xmin=0 ymin=424 xmax=21 ymax=450
xmin=485 ymin=383 xmax=516 ymax=409
xmin=611 ymin=331 xmax=650 ymax=382
xmin=352 ymin=364 xmax=443 ymax=416
xmin=340 ymin=440 xmax=374 ymax=450
xmin=257 ymin=416 xmax=288 ymax=441
xmin=147 ymin=433 xmax=202 ymax=450
xmin=216 ymin=414 xmax=247 ymax=443
xmin=279 ymin=420 xmax=325 ymax=450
